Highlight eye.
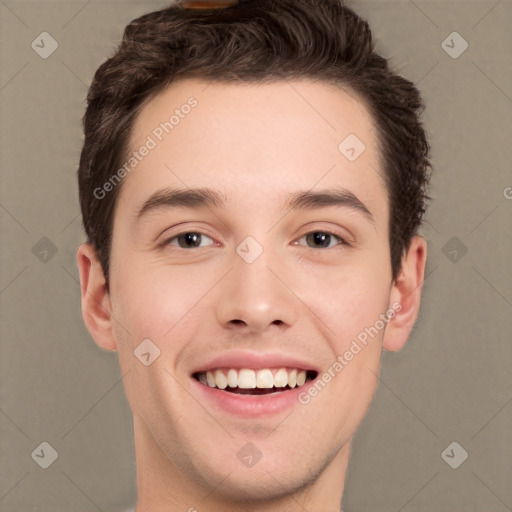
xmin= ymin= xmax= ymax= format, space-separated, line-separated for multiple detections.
xmin=162 ymin=230 xmax=349 ymax=250
xmin=296 ymin=231 xmax=349 ymax=249
xmin=164 ymin=231 xmax=215 ymax=249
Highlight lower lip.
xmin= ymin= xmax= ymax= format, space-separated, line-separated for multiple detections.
xmin=191 ymin=376 xmax=316 ymax=418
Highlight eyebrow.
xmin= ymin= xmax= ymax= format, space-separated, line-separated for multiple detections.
xmin=135 ymin=186 xmax=375 ymax=224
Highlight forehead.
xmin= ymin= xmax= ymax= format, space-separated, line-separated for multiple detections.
xmin=118 ymin=78 xmax=387 ymax=226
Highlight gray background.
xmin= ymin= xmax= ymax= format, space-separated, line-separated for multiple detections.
xmin=1 ymin=0 xmax=511 ymax=511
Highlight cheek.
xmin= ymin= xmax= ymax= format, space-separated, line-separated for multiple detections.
xmin=111 ymin=255 xmax=220 ymax=347
xmin=304 ymin=260 xmax=391 ymax=346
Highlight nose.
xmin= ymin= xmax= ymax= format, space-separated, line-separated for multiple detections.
xmin=214 ymin=244 xmax=301 ymax=334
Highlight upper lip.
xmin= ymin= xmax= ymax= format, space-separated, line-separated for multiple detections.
xmin=191 ymin=350 xmax=321 ymax=374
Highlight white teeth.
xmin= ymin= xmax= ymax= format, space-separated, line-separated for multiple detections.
xmin=296 ymin=370 xmax=306 ymax=386
xmin=256 ymin=369 xmax=274 ymax=388
xmin=206 ymin=371 xmax=216 ymax=387
xmin=214 ymin=369 xmax=228 ymax=389
xmin=288 ymin=369 xmax=297 ymax=388
xmin=197 ymin=367 xmax=313 ymax=390
xmin=238 ymin=369 xmax=256 ymax=389
xmin=227 ymin=368 xmax=238 ymax=388
xmin=273 ymin=368 xmax=288 ymax=388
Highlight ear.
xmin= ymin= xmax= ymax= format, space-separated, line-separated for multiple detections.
xmin=76 ymin=243 xmax=117 ymax=351
xmin=382 ymin=235 xmax=427 ymax=352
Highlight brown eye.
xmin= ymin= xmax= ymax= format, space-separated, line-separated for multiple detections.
xmin=297 ymin=231 xmax=348 ymax=249
xmin=165 ymin=232 xmax=215 ymax=249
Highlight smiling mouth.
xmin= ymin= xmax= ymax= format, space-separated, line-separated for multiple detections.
xmin=192 ymin=368 xmax=318 ymax=395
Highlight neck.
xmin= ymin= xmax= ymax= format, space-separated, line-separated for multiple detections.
xmin=133 ymin=414 xmax=349 ymax=512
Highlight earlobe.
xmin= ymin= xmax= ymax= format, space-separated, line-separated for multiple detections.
xmin=382 ymin=235 xmax=427 ymax=352
xmin=76 ymin=243 xmax=117 ymax=352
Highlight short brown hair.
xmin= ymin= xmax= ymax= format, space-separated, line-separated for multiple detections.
xmin=78 ymin=0 xmax=431 ymax=285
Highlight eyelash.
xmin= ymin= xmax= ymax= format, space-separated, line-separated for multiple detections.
xmin=162 ymin=230 xmax=350 ymax=250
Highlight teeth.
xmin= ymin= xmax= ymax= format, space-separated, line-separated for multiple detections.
xmin=256 ymin=369 xmax=274 ymax=388
xmin=227 ymin=368 xmax=238 ymax=388
xmin=274 ymin=368 xmax=288 ymax=388
xmin=288 ymin=369 xmax=297 ymax=388
xmin=199 ymin=368 xmax=310 ymax=390
xmin=214 ymin=369 xmax=228 ymax=389
xmin=238 ymin=369 xmax=256 ymax=389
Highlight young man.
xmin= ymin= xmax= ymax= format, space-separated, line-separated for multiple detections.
xmin=76 ymin=0 xmax=431 ymax=510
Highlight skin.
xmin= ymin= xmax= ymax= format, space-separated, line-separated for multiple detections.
xmin=77 ymin=78 xmax=427 ymax=512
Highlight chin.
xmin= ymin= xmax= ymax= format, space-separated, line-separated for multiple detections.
xmin=200 ymin=469 xmax=309 ymax=504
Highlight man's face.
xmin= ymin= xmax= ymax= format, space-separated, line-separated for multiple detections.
xmin=108 ymin=78 xmax=393 ymax=499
